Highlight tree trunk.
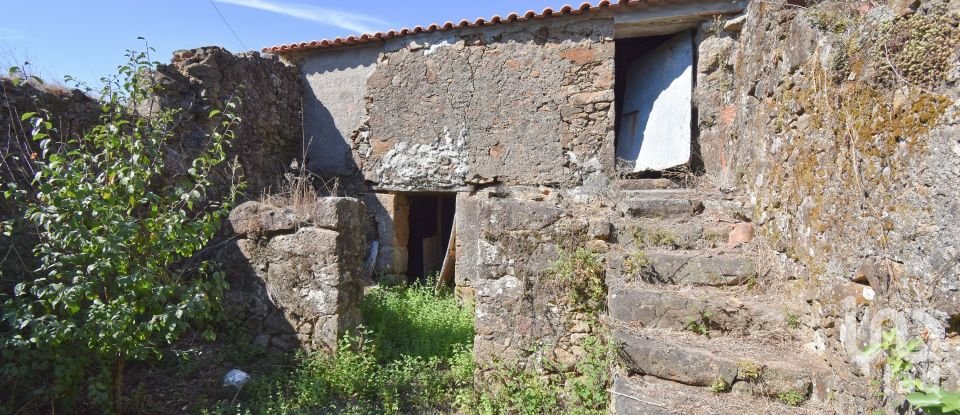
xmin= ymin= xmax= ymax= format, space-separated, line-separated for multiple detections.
xmin=113 ymin=355 xmax=124 ymax=415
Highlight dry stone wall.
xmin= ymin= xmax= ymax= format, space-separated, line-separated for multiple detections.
xmin=221 ymin=198 xmax=366 ymax=352
xmin=154 ymin=47 xmax=303 ymax=198
xmin=722 ymin=0 xmax=960 ymax=402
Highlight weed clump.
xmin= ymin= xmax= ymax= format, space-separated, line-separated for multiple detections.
xmin=710 ymin=376 xmax=730 ymax=393
xmin=546 ymin=248 xmax=606 ymax=313
xmin=738 ymin=360 xmax=763 ymax=381
xmin=778 ymin=390 xmax=807 ymax=407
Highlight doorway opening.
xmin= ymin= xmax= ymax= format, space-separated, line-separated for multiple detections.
xmin=403 ymin=193 xmax=456 ymax=283
xmin=614 ymin=31 xmax=694 ymax=175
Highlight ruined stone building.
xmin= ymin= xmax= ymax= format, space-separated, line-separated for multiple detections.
xmin=5 ymin=0 xmax=959 ymax=412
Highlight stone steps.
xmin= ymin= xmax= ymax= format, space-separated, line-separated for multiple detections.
xmin=620 ymin=190 xmax=706 ymax=219
xmin=607 ymin=286 xmax=787 ymax=334
xmin=612 ymin=217 xmax=734 ymax=249
xmin=616 ymin=178 xmax=682 ymax=191
xmin=613 ymin=328 xmax=823 ymax=401
xmin=608 ymin=248 xmax=757 ymax=286
xmin=612 ymin=375 xmax=824 ymax=415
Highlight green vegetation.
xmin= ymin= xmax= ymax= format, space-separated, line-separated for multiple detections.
xmin=862 ymin=329 xmax=960 ymax=414
xmin=1 ymin=48 xmax=241 ymax=414
xmin=684 ymin=309 xmax=713 ymax=337
xmin=786 ymin=313 xmax=801 ymax=330
xmin=470 ymin=333 xmax=614 ymax=415
xmin=206 ymin=282 xmax=475 ymax=415
xmin=873 ymin=6 xmax=960 ymax=88
xmin=738 ymin=360 xmax=762 ymax=381
xmin=207 ymin=282 xmax=614 ymax=415
xmin=546 ymin=248 xmax=606 ymax=313
xmin=632 ymin=227 xmax=678 ymax=249
xmin=622 ymin=249 xmax=650 ymax=278
xmin=778 ymin=390 xmax=806 ymax=407
xmin=709 ymin=376 xmax=730 ymax=393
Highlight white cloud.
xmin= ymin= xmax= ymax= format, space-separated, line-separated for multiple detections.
xmin=213 ymin=0 xmax=389 ymax=34
xmin=0 ymin=27 xmax=25 ymax=41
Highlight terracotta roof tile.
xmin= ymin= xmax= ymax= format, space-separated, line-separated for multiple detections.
xmin=262 ymin=0 xmax=668 ymax=54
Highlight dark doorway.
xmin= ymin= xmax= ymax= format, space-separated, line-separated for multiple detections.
xmin=405 ymin=193 xmax=456 ymax=282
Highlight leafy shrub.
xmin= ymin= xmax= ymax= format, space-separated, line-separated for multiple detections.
xmin=863 ymin=329 xmax=960 ymax=414
xmin=0 ymin=47 xmax=241 ymax=414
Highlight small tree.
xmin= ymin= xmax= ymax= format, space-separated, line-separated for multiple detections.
xmin=0 ymin=46 xmax=242 ymax=413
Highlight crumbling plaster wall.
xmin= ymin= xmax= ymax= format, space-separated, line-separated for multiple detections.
xmin=291 ymin=16 xmax=617 ymax=190
xmin=720 ymin=0 xmax=960 ymax=394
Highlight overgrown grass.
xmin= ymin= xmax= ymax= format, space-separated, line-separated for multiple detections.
xmin=204 ymin=272 xmax=613 ymax=414
xmin=204 ymin=282 xmax=474 ymax=415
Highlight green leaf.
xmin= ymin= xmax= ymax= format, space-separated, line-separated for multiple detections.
xmin=20 ymin=112 xmax=37 ymax=121
xmin=860 ymin=342 xmax=882 ymax=358
xmin=208 ymin=109 xmax=221 ymax=119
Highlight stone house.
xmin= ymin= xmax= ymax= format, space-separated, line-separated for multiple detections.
xmin=237 ymin=0 xmax=960 ymax=411
xmin=265 ymin=0 xmax=747 ymax=285
xmin=6 ymin=0 xmax=936 ymax=412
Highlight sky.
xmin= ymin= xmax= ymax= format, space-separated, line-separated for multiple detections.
xmin=0 ymin=0 xmax=565 ymax=87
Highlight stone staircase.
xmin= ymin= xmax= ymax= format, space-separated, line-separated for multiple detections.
xmin=605 ymin=179 xmax=839 ymax=414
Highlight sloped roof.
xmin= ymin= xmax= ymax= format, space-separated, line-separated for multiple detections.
xmin=262 ymin=0 xmax=689 ymax=54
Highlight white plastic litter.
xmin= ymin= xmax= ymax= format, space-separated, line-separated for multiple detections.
xmin=223 ymin=369 xmax=250 ymax=388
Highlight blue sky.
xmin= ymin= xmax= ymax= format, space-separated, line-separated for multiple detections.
xmin=0 ymin=0 xmax=563 ymax=87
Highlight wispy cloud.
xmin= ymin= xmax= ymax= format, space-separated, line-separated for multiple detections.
xmin=0 ymin=27 xmax=25 ymax=41
xmin=213 ymin=0 xmax=389 ymax=34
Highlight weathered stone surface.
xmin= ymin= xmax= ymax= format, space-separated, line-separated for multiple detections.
xmin=727 ymin=222 xmax=754 ymax=247
xmin=611 ymin=249 xmax=756 ymax=286
xmin=222 ymin=197 xmax=366 ymax=353
xmin=621 ymin=195 xmax=705 ymax=219
xmin=722 ymin=14 xmax=747 ymax=33
xmin=466 ymin=195 xmax=591 ymax=369
xmin=617 ymin=330 xmax=815 ymax=399
xmin=616 ymin=330 xmax=738 ymax=387
xmin=731 ymin=360 xmax=813 ymax=398
xmin=321 ymin=18 xmax=617 ymax=189
xmin=612 ymin=376 xmax=674 ymax=415
xmin=616 ymin=178 xmax=681 ymax=191
xmin=608 ymin=288 xmax=780 ymax=332
xmin=155 ymin=47 xmax=302 ymax=198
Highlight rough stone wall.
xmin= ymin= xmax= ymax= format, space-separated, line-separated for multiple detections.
xmin=154 ymin=47 xmax=303 ymax=198
xmin=456 ymin=190 xmax=610 ymax=370
xmin=722 ymin=0 xmax=960 ymax=402
xmin=221 ymin=198 xmax=366 ymax=352
xmin=295 ymin=17 xmax=617 ymax=190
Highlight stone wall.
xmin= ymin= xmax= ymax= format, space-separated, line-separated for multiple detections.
xmin=455 ymin=189 xmax=611 ymax=371
xmin=722 ymin=0 xmax=960 ymax=400
xmin=221 ymin=197 xmax=366 ymax=352
xmin=291 ymin=16 xmax=617 ymax=190
xmin=154 ymin=47 xmax=303 ymax=198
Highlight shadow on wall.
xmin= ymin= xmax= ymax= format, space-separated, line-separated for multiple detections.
xmin=297 ymin=45 xmax=381 ymax=177
xmin=293 ymin=45 xmax=401 ymax=280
